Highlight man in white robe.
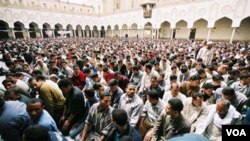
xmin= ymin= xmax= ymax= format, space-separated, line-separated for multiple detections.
xmin=195 ymin=98 xmax=242 ymax=141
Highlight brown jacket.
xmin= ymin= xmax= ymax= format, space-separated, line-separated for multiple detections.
xmin=179 ymin=81 xmax=200 ymax=97
xmin=39 ymin=82 xmax=65 ymax=117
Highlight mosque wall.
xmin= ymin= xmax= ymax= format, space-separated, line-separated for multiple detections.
xmin=0 ymin=0 xmax=249 ymax=41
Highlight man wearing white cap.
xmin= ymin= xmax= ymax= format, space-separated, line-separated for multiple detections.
xmin=196 ymin=41 xmax=214 ymax=66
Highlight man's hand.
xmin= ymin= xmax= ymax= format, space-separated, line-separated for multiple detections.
xmin=59 ymin=116 xmax=65 ymax=124
xmin=62 ymin=120 xmax=70 ymax=130
xmin=144 ymin=130 xmax=153 ymax=141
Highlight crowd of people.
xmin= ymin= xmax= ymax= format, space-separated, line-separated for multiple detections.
xmin=0 ymin=37 xmax=250 ymax=141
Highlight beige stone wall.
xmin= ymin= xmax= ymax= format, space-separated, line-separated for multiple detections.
xmin=175 ymin=28 xmax=188 ymax=39
xmin=159 ymin=28 xmax=171 ymax=38
xmin=210 ymin=27 xmax=233 ymax=40
xmin=129 ymin=30 xmax=138 ymax=37
xmin=106 ymin=30 xmax=112 ymax=37
xmin=195 ymin=28 xmax=208 ymax=40
xmin=210 ymin=18 xmax=232 ymax=40
xmin=234 ymin=27 xmax=250 ymax=41
xmin=234 ymin=18 xmax=250 ymax=41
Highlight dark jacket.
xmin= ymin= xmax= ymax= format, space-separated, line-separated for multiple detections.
xmin=106 ymin=123 xmax=141 ymax=141
xmin=65 ymin=86 xmax=86 ymax=122
xmin=152 ymin=112 xmax=191 ymax=141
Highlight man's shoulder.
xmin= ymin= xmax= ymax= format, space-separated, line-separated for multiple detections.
xmin=72 ymin=86 xmax=84 ymax=96
xmin=130 ymin=126 xmax=142 ymax=140
xmin=39 ymin=110 xmax=54 ymax=122
xmin=134 ymin=95 xmax=144 ymax=104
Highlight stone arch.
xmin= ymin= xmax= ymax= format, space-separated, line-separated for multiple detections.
xmin=42 ymin=23 xmax=51 ymax=38
xmin=211 ymin=17 xmax=233 ymax=40
xmin=193 ymin=18 xmax=208 ymax=40
xmin=121 ymin=24 xmax=128 ymax=37
xmin=159 ymin=21 xmax=171 ymax=38
xmin=85 ymin=25 xmax=90 ymax=37
xmin=107 ymin=25 xmax=112 ymax=30
xmin=0 ymin=20 xmax=10 ymax=39
xmin=29 ymin=22 xmax=39 ymax=38
xmin=14 ymin=21 xmax=25 ymax=39
xmin=114 ymin=24 xmax=119 ymax=37
xmin=130 ymin=23 xmax=138 ymax=37
xmin=122 ymin=24 xmax=128 ymax=29
xmin=234 ymin=16 xmax=250 ymax=41
xmin=66 ymin=24 xmax=73 ymax=37
xmin=144 ymin=22 xmax=152 ymax=38
xmin=106 ymin=25 xmax=112 ymax=37
xmin=76 ymin=24 xmax=83 ymax=37
xmin=175 ymin=20 xmax=188 ymax=39
xmin=43 ymin=23 xmax=51 ymax=30
xmin=131 ymin=23 xmax=138 ymax=29
xmin=93 ymin=25 xmax=98 ymax=37
xmin=54 ymin=23 xmax=63 ymax=37
xmin=101 ymin=26 xmax=105 ymax=37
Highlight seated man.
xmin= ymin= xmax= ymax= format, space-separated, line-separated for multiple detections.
xmin=119 ymin=83 xmax=144 ymax=127
xmin=28 ymin=76 xmax=65 ymax=124
xmin=26 ymin=98 xmax=59 ymax=132
xmin=23 ymin=125 xmax=68 ymax=141
xmin=4 ymin=87 xmax=30 ymax=103
xmin=195 ymin=98 xmax=242 ymax=141
xmin=150 ymin=98 xmax=191 ymax=141
xmin=58 ymin=79 xmax=86 ymax=136
xmin=23 ymin=125 xmax=49 ymax=141
xmin=84 ymin=87 xmax=99 ymax=108
xmin=200 ymin=83 xmax=215 ymax=105
xmin=106 ymin=109 xmax=141 ymax=141
xmin=163 ymin=82 xmax=186 ymax=105
xmin=215 ymin=87 xmax=247 ymax=112
xmin=2 ymin=79 xmax=31 ymax=98
xmin=182 ymin=93 xmax=208 ymax=132
xmin=138 ymin=90 xmax=164 ymax=138
xmin=179 ymin=75 xmax=200 ymax=97
xmin=0 ymin=96 xmax=29 ymax=141
xmin=106 ymin=79 xmax=124 ymax=108
xmin=80 ymin=91 xmax=113 ymax=141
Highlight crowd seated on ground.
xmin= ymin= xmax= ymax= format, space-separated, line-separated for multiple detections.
xmin=0 ymin=37 xmax=250 ymax=141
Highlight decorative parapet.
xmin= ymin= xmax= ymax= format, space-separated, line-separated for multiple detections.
xmin=0 ymin=0 xmax=96 ymax=16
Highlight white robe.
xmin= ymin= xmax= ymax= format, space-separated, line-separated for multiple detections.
xmin=195 ymin=105 xmax=242 ymax=141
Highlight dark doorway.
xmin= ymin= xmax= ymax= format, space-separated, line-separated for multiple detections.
xmin=101 ymin=26 xmax=105 ymax=37
xmin=125 ymin=34 xmax=128 ymax=38
xmin=189 ymin=28 xmax=196 ymax=40
xmin=29 ymin=23 xmax=36 ymax=38
xmin=42 ymin=24 xmax=49 ymax=38
xmin=172 ymin=29 xmax=176 ymax=39
xmin=14 ymin=22 xmax=24 ymax=39
xmin=54 ymin=25 xmax=60 ymax=37
xmin=0 ymin=21 xmax=9 ymax=39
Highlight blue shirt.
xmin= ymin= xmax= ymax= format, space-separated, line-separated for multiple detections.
xmin=0 ymin=101 xmax=29 ymax=141
xmin=29 ymin=110 xmax=59 ymax=132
